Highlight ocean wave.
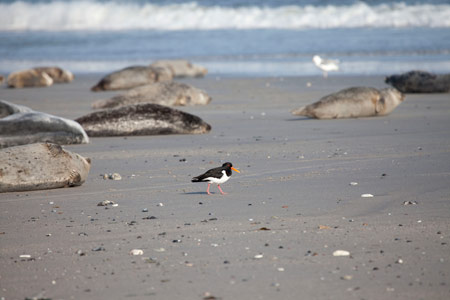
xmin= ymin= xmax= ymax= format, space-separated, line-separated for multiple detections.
xmin=1 ymin=1 xmax=450 ymax=31
xmin=2 ymin=58 xmax=450 ymax=76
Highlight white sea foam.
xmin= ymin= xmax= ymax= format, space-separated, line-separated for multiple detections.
xmin=1 ymin=1 xmax=450 ymax=31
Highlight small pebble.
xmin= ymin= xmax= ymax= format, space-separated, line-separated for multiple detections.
xmin=97 ymin=200 xmax=116 ymax=207
xmin=142 ymin=208 xmax=148 ymax=212
xmin=350 ymin=182 xmax=358 ymax=186
xmin=403 ymin=201 xmax=418 ymax=206
xmin=254 ymin=254 xmax=263 ymax=259
xmin=110 ymin=173 xmax=122 ymax=180
xmin=157 ymin=203 xmax=164 ymax=207
xmin=102 ymin=173 xmax=122 ymax=180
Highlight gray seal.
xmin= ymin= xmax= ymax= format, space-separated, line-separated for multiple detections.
xmin=0 ymin=100 xmax=33 ymax=118
xmin=150 ymin=60 xmax=207 ymax=78
xmin=291 ymin=87 xmax=405 ymax=119
xmin=385 ymin=70 xmax=450 ymax=93
xmin=0 ymin=100 xmax=89 ymax=148
xmin=7 ymin=69 xmax=53 ymax=88
xmin=91 ymin=66 xmax=173 ymax=91
xmin=75 ymin=103 xmax=211 ymax=136
xmin=0 ymin=143 xmax=91 ymax=193
xmin=91 ymin=81 xmax=212 ymax=109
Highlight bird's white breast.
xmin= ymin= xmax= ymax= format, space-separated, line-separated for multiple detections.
xmin=205 ymin=170 xmax=230 ymax=184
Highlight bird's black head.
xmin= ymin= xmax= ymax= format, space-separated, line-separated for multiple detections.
xmin=222 ymin=162 xmax=233 ymax=168
xmin=222 ymin=162 xmax=240 ymax=173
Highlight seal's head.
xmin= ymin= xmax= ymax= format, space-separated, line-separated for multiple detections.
xmin=377 ymin=88 xmax=405 ymax=115
xmin=383 ymin=87 xmax=405 ymax=103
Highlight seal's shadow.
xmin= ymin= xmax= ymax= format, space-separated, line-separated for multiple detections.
xmin=285 ymin=117 xmax=314 ymax=121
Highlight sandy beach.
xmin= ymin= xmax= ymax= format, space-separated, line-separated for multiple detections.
xmin=1 ymin=74 xmax=449 ymax=300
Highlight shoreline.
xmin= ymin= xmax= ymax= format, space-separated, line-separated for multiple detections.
xmin=1 ymin=75 xmax=449 ymax=299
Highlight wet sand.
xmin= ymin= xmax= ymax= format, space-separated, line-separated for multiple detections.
xmin=1 ymin=75 xmax=449 ymax=300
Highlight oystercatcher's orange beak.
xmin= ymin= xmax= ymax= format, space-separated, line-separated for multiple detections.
xmin=231 ymin=167 xmax=240 ymax=173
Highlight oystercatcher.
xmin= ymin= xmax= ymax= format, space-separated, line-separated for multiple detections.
xmin=191 ymin=162 xmax=240 ymax=195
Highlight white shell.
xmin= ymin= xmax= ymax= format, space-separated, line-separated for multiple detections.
xmin=333 ymin=250 xmax=350 ymax=257
xmin=130 ymin=249 xmax=144 ymax=256
xmin=361 ymin=194 xmax=374 ymax=198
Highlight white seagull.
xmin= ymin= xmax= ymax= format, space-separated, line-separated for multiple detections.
xmin=313 ymin=55 xmax=340 ymax=78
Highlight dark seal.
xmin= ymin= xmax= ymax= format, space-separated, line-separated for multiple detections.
xmin=75 ymin=103 xmax=211 ymax=136
xmin=385 ymin=70 xmax=450 ymax=93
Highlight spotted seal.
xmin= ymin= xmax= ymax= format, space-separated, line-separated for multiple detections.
xmin=7 ymin=69 xmax=53 ymax=88
xmin=0 ymin=100 xmax=89 ymax=148
xmin=76 ymin=103 xmax=211 ymax=136
xmin=0 ymin=143 xmax=91 ymax=193
xmin=385 ymin=70 xmax=450 ymax=93
xmin=150 ymin=60 xmax=208 ymax=78
xmin=91 ymin=81 xmax=211 ymax=109
xmin=33 ymin=67 xmax=74 ymax=83
xmin=91 ymin=66 xmax=173 ymax=91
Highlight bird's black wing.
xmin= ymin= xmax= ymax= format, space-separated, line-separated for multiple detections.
xmin=192 ymin=166 xmax=224 ymax=182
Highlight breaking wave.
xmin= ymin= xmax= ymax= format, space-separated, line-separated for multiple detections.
xmin=1 ymin=0 xmax=450 ymax=31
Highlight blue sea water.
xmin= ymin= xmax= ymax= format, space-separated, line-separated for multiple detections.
xmin=0 ymin=0 xmax=449 ymax=76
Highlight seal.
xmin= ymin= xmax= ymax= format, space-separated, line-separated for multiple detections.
xmin=0 ymin=100 xmax=33 ymax=118
xmin=291 ymin=87 xmax=405 ymax=119
xmin=150 ymin=60 xmax=208 ymax=78
xmin=91 ymin=81 xmax=212 ymax=109
xmin=33 ymin=67 xmax=74 ymax=83
xmin=75 ymin=103 xmax=211 ymax=136
xmin=0 ymin=75 xmax=4 ymax=84
xmin=385 ymin=70 xmax=450 ymax=93
xmin=0 ymin=143 xmax=91 ymax=193
xmin=0 ymin=100 xmax=89 ymax=148
xmin=91 ymin=66 xmax=173 ymax=91
xmin=7 ymin=69 xmax=53 ymax=88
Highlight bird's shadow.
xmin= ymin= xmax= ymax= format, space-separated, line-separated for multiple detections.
xmin=183 ymin=191 xmax=211 ymax=195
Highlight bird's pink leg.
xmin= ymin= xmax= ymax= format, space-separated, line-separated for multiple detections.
xmin=217 ymin=184 xmax=227 ymax=195
xmin=207 ymin=183 xmax=212 ymax=195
